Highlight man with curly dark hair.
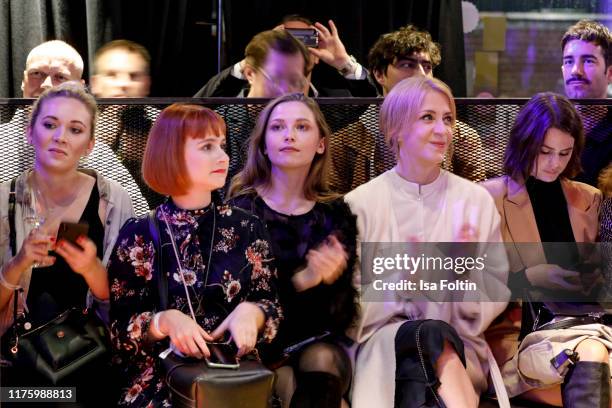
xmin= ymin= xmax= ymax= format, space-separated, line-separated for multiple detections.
xmin=368 ymin=25 xmax=441 ymax=96
xmin=329 ymin=25 xmax=484 ymax=194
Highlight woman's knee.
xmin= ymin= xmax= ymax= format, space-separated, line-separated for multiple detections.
xmin=276 ymin=366 xmax=296 ymax=385
xmin=399 ymin=320 xmax=464 ymax=360
xmin=397 ymin=319 xmax=456 ymax=345
xmin=435 ymin=340 xmax=463 ymax=368
xmin=298 ymin=343 xmax=337 ymax=372
xmin=297 ymin=342 xmax=350 ymax=375
xmin=575 ymin=339 xmax=609 ymax=363
xmin=296 ymin=342 xmax=352 ymax=393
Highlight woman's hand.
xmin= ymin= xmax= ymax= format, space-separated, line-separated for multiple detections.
xmin=54 ymin=236 xmax=100 ymax=276
xmin=307 ymin=235 xmax=348 ymax=285
xmin=158 ymin=309 xmax=213 ymax=358
xmin=54 ymin=236 xmax=110 ymax=300
xmin=211 ymin=302 xmax=264 ymax=357
xmin=14 ymin=228 xmax=55 ymax=270
xmin=292 ymin=235 xmax=349 ymax=291
xmin=525 ymin=264 xmax=581 ymax=291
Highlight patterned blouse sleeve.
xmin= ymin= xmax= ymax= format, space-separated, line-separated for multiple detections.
xmin=243 ymin=215 xmax=282 ymax=343
xmin=107 ymin=218 xmax=161 ymax=363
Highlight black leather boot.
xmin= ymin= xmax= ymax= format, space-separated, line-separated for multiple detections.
xmin=562 ymin=361 xmax=610 ymax=408
xmin=289 ymin=371 xmax=342 ymax=408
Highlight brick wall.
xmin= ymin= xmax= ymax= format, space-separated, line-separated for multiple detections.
xmin=465 ymin=20 xmax=570 ymax=97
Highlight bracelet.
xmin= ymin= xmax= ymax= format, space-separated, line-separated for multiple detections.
xmin=0 ymin=268 xmax=21 ymax=291
xmin=150 ymin=312 xmax=166 ymax=338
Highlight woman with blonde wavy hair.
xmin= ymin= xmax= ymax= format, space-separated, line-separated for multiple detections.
xmin=0 ymin=82 xmax=134 ymax=405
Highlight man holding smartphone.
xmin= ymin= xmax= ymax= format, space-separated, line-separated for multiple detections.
xmin=208 ymin=19 xmax=375 ymax=187
xmin=194 ymin=15 xmax=377 ymax=98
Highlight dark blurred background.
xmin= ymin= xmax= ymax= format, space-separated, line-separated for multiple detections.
xmin=0 ymin=0 xmax=466 ymax=97
xmin=2 ymin=0 xmax=609 ymax=99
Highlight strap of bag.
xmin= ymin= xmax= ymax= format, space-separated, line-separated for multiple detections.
xmin=8 ymin=177 xmax=16 ymax=257
xmin=414 ymin=320 xmax=446 ymax=408
xmin=487 ymin=347 xmax=511 ymax=408
xmin=9 ymin=178 xmax=18 ymax=329
xmin=8 ymin=177 xmax=24 ymax=351
xmin=147 ymin=209 xmax=167 ymax=310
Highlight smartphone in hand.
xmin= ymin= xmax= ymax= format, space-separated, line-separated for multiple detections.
xmin=205 ymin=343 xmax=239 ymax=369
xmin=286 ymin=28 xmax=319 ymax=48
xmin=57 ymin=222 xmax=89 ymax=248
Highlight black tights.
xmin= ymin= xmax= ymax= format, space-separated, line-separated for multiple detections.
xmin=280 ymin=341 xmax=351 ymax=408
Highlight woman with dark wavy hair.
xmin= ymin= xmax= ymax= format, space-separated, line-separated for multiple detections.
xmin=599 ymin=164 xmax=612 ymax=242
xmin=482 ymin=92 xmax=605 ymax=407
xmin=228 ymin=93 xmax=358 ymax=408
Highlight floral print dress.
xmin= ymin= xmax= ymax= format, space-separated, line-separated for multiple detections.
xmin=108 ymin=199 xmax=281 ymax=407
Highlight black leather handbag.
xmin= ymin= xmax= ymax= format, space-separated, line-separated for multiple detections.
xmin=9 ymin=305 xmax=110 ymax=385
xmin=161 ymin=351 xmax=275 ymax=408
xmin=148 ymin=210 xmax=275 ymax=408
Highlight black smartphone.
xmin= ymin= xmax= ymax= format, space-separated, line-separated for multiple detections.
xmin=286 ymin=28 xmax=319 ymax=48
xmin=205 ymin=343 xmax=239 ymax=369
xmin=57 ymin=222 xmax=89 ymax=248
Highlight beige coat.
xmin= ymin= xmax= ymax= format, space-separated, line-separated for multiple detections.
xmin=481 ymin=176 xmax=600 ymax=270
xmin=345 ymin=169 xmax=510 ymax=408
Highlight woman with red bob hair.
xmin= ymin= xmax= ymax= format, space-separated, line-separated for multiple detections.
xmin=107 ymin=103 xmax=281 ymax=407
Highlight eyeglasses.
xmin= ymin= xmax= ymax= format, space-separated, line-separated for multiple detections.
xmin=392 ymin=57 xmax=433 ymax=74
xmin=258 ymin=68 xmax=307 ymax=93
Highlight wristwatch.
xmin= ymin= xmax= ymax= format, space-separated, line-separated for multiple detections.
xmin=338 ymin=55 xmax=358 ymax=76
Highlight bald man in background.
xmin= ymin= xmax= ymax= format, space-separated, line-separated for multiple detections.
xmin=1 ymin=40 xmax=149 ymax=214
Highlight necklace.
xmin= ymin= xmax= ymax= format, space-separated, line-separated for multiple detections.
xmin=184 ymin=206 xmax=210 ymax=217
xmin=29 ymin=171 xmax=85 ymax=219
xmin=162 ymin=202 xmax=216 ymax=322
